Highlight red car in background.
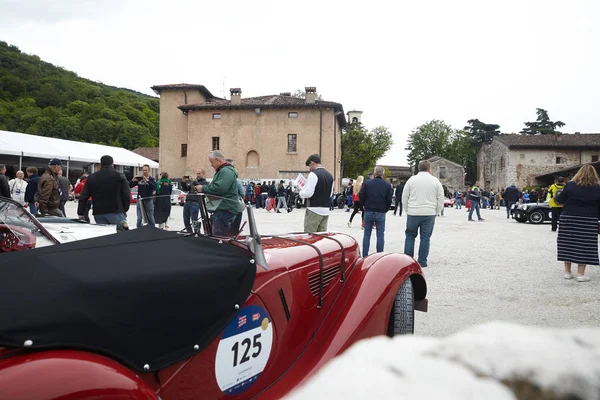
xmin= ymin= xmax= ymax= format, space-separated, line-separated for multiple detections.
xmin=0 ymin=194 xmax=427 ymax=399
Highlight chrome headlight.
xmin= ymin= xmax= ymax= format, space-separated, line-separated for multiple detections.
xmin=518 ymin=204 xmax=527 ymax=210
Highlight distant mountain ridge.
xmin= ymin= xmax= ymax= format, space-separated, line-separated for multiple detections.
xmin=0 ymin=41 xmax=159 ymax=149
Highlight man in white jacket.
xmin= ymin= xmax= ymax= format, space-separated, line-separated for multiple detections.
xmin=402 ymin=160 xmax=445 ymax=268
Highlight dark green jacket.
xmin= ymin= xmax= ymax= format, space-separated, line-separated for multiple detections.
xmin=201 ymin=163 xmax=239 ymax=214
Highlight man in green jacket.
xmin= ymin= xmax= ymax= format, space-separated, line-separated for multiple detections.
xmin=195 ymin=150 xmax=240 ymax=236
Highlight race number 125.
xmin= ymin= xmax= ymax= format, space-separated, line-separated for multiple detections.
xmin=231 ymin=333 xmax=262 ymax=367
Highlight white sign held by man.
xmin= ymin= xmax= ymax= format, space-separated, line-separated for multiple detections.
xmin=295 ymin=173 xmax=307 ymax=189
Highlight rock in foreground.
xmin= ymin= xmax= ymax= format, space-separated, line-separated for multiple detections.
xmin=286 ymin=322 xmax=600 ymax=400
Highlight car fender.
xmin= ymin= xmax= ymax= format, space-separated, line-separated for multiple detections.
xmin=0 ymin=350 xmax=158 ymax=400
xmin=259 ymin=252 xmax=426 ymax=398
xmin=323 ymin=252 xmax=426 ymax=353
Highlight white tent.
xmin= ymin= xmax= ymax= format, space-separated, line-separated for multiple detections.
xmin=0 ymin=130 xmax=159 ymax=169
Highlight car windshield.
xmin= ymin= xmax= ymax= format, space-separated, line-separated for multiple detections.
xmin=0 ymin=198 xmax=58 ymax=249
xmin=138 ymin=193 xmax=267 ymax=267
xmin=140 ymin=193 xmax=243 ymax=234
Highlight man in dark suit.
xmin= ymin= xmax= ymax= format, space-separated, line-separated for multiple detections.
xmin=78 ymin=155 xmax=130 ymax=225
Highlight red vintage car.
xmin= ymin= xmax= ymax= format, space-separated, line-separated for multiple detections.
xmin=0 ymin=194 xmax=427 ymax=399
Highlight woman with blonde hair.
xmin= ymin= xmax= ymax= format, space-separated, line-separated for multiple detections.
xmin=347 ymin=175 xmax=365 ymax=228
xmin=555 ymin=164 xmax=600 ymax=282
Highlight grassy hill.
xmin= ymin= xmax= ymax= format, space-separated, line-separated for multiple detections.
xmin=0 ymin=41 xmax=159 ymax=149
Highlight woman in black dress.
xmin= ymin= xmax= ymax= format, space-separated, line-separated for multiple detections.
xmin=154 ymin=172 xmax=172 ymax=230
xmin=555 ymin=164 xmax=600 ymax=282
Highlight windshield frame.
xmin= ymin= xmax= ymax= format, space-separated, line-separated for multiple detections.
xmin=0 ymin=197 xmax=59 ymax=246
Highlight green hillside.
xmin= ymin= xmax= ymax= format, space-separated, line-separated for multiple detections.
xmin=0 ymin=41 xmax=159 ymax=149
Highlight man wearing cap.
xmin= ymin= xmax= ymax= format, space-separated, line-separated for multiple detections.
xmin=299 ymin=154 xmax=334 ymax=233
xmin=35 ymin=158 xmax=64 ymax=217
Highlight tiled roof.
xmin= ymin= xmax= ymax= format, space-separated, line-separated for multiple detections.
xmin=133 ymin=147 xmax=159 ymax=162
xmin=150 ymin=84 xmax=222 ymax=100
xmin=427 ymin=156 xmax=464 ymax=168
xmin=495 ymin=133 xmax=600 ymax=149
xmin=178 ymin=94 xmax=346 ymax=126
xmin=179 ymin=94 xmax=342 ymax=109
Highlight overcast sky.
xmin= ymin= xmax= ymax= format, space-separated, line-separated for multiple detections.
xmin=1 ymin=0 xmax=598 ymax=165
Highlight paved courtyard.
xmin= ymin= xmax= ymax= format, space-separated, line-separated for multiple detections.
xmin=65 ymin=201 xmax=600 ymax=337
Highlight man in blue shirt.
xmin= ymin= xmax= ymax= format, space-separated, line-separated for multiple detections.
xmin=359 ymin=166 xmax=393 ymax=257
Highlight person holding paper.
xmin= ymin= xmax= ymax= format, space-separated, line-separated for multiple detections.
xmin=299 ymin=154 xmax=334 ymax=233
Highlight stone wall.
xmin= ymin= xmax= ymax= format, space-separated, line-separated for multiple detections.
xmin=157 ymin=89 xmax=206 ymax=180
xmin=477 ymin=140 xmax=600 ymax=190
xmin=429 ymin=158 xmax=464 ymax=193
xmin=478 ymin=140 xmax=511 ymax=191
xmin=510 ymin=149 xmax=597 ymax=187
xmin=185 ymin=107 xmax=341 ymax=190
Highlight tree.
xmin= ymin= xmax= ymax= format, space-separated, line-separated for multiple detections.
xmin=341 ymin=122 xmax=393 ymax=178
xmin=0 ymin=41 xmax=160 ymax=149
xmin=445 ymin=130 xmax=478 ymax=182
xmin=405 ymin=120 xmax=453 ymax=174
xmin=521 ymin=108 xmax=565 ymax=135
xmin=463 ymin=119 xmax=501 ymax=144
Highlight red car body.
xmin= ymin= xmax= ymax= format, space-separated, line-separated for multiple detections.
xmin=0 ymin=198 xmax=427 ymax=399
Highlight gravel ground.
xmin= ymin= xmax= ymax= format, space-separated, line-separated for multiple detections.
xmin=64 ymin=201 xmax=600 ymax=337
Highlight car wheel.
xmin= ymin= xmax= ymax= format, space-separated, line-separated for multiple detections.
xmin=337 ymin=195 xmax=346 ymax=209
xmin=387 ymin=278 xmax=414 ymax=337
xmin=529 ymin=210 xmax=544 ymax=224
xmin=295 ymin=197 xmax=303 ymax=209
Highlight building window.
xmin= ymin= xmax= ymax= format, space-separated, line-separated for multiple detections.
xmin=287 ymin=134 xmax=297 ymax=153
xmin=592 ymin=155 xmax=599 ymax=162
xmin=212 ymin=113 xmax=221 ymax=119
xmin=439 ymin=166 xmax=446 ymax=179
xmin=500 ymin=156 xmax=505 ymax=169
xmin=352 ymin=117 xmax=358 ymax=123
xmin=247 ymin=151 xmax=259 ymax=167
xmin=212 ymin=137 xmax=220 ymax=150
xmin=181 ymin=144 xmax=187 ymax=157
xmin=556 ymin=156 xmax=564 ymax=164
xmin=288 ymin=112 xmax=298 ymax=118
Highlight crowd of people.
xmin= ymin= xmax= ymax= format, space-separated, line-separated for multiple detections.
xmin=0 ymin=161 xmax=73 ymax=217
xmin=248 ymin=180 xmax=294 ymax=213
xmin=2 ymin=154 xmax=599 ymax=282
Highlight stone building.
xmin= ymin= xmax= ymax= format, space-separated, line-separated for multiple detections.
xmin=152 ymin=84 xmax=346 ymax=189
xmin=427 ymin=156 xmax=465 ymax=193
xmin=380 ymin=165 xmax=413 ymax=186
xmin=477 ymin=133 xmax=600 ymax=190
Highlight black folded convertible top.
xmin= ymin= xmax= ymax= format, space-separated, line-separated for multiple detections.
xmin=0 ymin=227 xmax=255 ymax=371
